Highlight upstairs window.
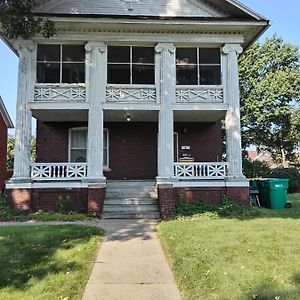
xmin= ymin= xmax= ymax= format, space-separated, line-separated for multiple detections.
xmin=107 ymin=46 xmax=155 ymax=84
xmin=37 ymin=45 xmax=85 ymax=83
xmin=176 ymin=48 xmax=221 ymax=85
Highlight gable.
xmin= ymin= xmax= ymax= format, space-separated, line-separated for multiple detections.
xmin=34 ymin=0 xmax=230 ymax=18
xmin=0 ymin=97 xmax=14 ymax=129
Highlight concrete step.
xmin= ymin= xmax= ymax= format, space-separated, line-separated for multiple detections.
xmin=102 ymin=212 xmax=160 ymax=219
xmin=107 ymin=180 xmax=156 ymax=187
xmin=105 ymin=198 xmax=158 ymax=205
xmin=106 ymin=191 xmax=157 ymax=199
xmin=103 ymin=205 xmax=159 ymax=213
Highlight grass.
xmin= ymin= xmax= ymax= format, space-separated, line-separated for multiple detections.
xmin=0 ymin=225 xmax=104 ymax=300
xmin=157 ymin=193 xmax=300 ymax=300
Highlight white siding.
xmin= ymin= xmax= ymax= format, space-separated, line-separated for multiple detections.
xmin=35 ymin=0 xmax=227 ymax=17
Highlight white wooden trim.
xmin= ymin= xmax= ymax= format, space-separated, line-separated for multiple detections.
xmin=172 ymin=180 xmax=249 ymax=188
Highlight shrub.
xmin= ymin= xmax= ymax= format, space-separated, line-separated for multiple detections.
xmin=270 ymin=167 xmax=300 ymax=193
xmin=243 ymin=158 xmax=271 ymax=178
xmin=57 ymin=195 xmax=72 ymax=213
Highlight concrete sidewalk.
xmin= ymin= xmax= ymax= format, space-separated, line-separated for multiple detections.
xmin=82 ymin=219 xmax=182 ymax=300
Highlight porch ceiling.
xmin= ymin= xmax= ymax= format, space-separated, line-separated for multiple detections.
xmin=174 ymin=110 xmax=226 ymax=122
xmin=32 ymin=109 xmax=88 ymax=121
xmin=104 ymin=110 xmax=159 ymax=122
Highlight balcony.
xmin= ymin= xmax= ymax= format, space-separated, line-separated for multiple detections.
xmin=34 ymin=83 xmax=86 ymax=102
xmin=175 ymin=86 xmax=223 ymax=103
xmin=106 ymin=85 xmax=157 ymax=103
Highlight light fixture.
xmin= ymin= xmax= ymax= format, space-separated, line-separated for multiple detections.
xmin=126 ymin=115 xmax=131 ymax=122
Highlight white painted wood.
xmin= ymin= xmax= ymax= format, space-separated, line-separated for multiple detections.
xmin=12 ymin=40 xmax=36 ymax=181
xmin=85 ymin=42 xmax=107 ymax=182
xmin=155 ymin=43 xmax=176 ymax=181
xmin=34 ymin=83 xmax=86 ymax=101
xmin=174 ymin=162 xmax=228 ymax=179
xmin=175 ymin=86 xmax=223 ymax=103
xmin=34 ymin=0 xmax=225 ymax=18
xmin=31 ymin=163 xmax=87 ymax=181
xmin=106 ymin=85 xmax=157 ymax=103
xmin=222 ymin=44 xmax=245 ymax=180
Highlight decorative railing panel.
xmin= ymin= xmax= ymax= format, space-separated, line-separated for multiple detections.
xmin=34 ymin=84 xmax=86 ymax=101
xmin=176 ymin=86 xmax=223 ymax=103
xmin=106 ymin=85 xmax=157 ymax=102
xmin=31 ymin=163 xmax=87 ymax=181
xmin=174 ymin=162 xmax=227 ymax=180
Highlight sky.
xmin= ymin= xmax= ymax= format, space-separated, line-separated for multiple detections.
xmin=0 ymin=0 xmax=299 ymax=133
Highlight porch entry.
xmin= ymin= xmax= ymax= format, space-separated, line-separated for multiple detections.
xmin=104 ymin=122 xmax=158 ymax=180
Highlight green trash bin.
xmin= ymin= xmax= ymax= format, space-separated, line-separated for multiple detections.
xmin=257 ymin=178 xmax=289 ymax=209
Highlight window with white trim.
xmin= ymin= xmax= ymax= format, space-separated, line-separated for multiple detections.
xmin=69 ymin=128 xmax=109 ymax=168
xmin=37 ymin=44 xmax=85 ymax=83
xmin=107 ymin=46 xmax=155 ymax=84
xmin=176 ymin=48 xmax=221 ymax=85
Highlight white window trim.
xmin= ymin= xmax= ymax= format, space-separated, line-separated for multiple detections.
xmin=107 ymin=45 xmax=155 ymax=85
xmin=37 ymin=44 xmax=85 ymax=84
xmin=175 ymin=47 xmax=222 ymax=86
xmin=68 ymin=127 xmax=109 ymax=169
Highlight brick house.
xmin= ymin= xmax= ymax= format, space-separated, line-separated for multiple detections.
xmin=4 ymin=0 xmax=269 ymax=218
xmin=0 ymin=96 xmax=14 ymax=192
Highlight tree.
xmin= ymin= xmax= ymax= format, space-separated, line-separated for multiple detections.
xmin=7 ymin=136 xmax=36 ymax=169
xmin=239 ymin=35 xmax=300 ymax=166
xmin=0 ymin=0 xmax=55 ymax=39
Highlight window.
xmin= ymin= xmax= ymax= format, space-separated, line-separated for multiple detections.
xmin=176 ymin=48 xmax=221 ymax=85
xmin=69 ymin=128 xmax=109 ymax=168
xmin=37 ymin=44 xmax=85 ymax=83
xmin=107 ymin=46 xmax=155 ymax=84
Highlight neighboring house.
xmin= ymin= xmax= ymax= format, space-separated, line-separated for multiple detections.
xmin=0 ymin=96 xmax=14 ymax=192
xmin=4 ymin=0 xmax=269 ymax=219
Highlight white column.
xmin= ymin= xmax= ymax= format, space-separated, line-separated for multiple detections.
xmin=12 ymin=40 xmax=36 ymax=181
xmin=222 ymin=44 xmax=245 ymax=179
xmin=85 ymin=42 xmax=107 ymax=182
xmin=155 ymin=43 xmax=176 ymax=182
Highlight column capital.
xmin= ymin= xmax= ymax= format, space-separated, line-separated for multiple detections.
xmin=13 ymin=40 xmax=35 ymax=53
xmin=222 ymin=44 xmax=243 ymax=55
xmin=155 ymin=43 xmax=176 ymax=54
xmin=85 ymin=42 xmax=106 ymax=53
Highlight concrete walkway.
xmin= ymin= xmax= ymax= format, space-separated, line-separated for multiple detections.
xmin=82 ymin=219 xmax=182 ymax=300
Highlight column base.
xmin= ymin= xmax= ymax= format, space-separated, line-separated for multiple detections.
xmin=156 ymin=176 xmax=178 ymax=185
xmin=84 ymin=176 xmax=107 ymax=184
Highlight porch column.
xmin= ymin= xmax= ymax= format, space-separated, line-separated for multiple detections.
xmin=12 ymin=40 xmax=36 ymax=181
xmin=222 ymin=44 xmax=245 ymax=179
xmin=155 ymin=43 xmax=176 ymax=182
xmin=85 ymin=42 xmax=107 ymax=182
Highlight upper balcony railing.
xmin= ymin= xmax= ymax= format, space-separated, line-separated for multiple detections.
xmin=175 ymin=86 xmax=223 ymax=103
xmin=34 ymin=83 xmax=86 ymax=102
xmin=106 ymin=84 xmax=157 ymax=103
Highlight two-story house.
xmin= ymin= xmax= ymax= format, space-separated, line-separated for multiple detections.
xmin=4 ymin=0 xmax=269 ymax=218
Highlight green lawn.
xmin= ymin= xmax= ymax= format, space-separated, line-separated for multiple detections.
xmin=158 ymin=194 xmax=300 ymax=300
xmin=0 ymin=225 xmax=104 ymax=300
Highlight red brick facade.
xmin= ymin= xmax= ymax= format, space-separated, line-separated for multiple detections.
xmin=8 ymin=186 xmax=106 ymax=215
xmin=0 ymin=117 xmax=8 ymax=191
xmin=158 ymin=186 xmax=250 ymax=220
xmin=36 ymin=121 xmax=223 ymax=180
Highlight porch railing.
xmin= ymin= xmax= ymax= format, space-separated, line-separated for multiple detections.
xmin=174 ymin=162 xmax=228 ymax=180
xmin=31 ymin=163 xmax=88 ymax=181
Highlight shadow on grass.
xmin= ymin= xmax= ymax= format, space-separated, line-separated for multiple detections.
xmin=0 ymin=225 xmax=103 ymax=290
xmin=244 ymin=273 xmax=300 ymax=300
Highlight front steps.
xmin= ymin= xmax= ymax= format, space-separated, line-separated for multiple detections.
xmin=102 ymin=181 xmax=160 ymax=219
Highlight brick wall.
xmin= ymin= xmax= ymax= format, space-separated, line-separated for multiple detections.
xmin=36 ymin=121 xmax=223 ymax=180
xmin=0 ymin=117 xmax=8 ymax=190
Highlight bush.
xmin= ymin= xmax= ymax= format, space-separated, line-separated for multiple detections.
xmin=175 ymin=194 xmax=262 ymax=219
xmin=243 ymin=158 xmax=271 ymax=178
xmin=270 ymin=167 xmax=300 ymax=193
xmin=0 ymin=194 xmax=28 ymax=221
xmin=57 ymin=195 xmax=72 ymax=213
